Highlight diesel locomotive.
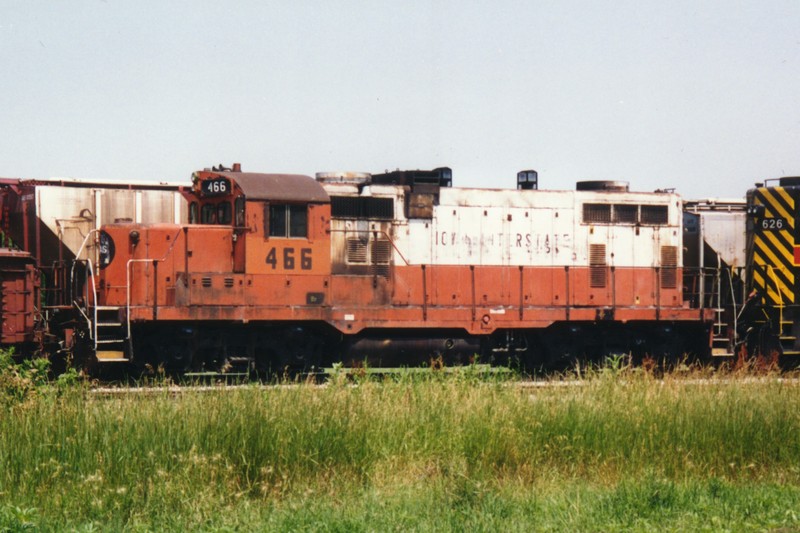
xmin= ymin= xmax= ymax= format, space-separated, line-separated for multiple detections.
xmin=85 ymin=165 xmax=716 ymax=373
xmin=1 ymin=164 xmax=797 ymax=373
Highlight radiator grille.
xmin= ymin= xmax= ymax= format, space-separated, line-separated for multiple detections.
xmin=583 ymin=204 xmax=611 ymax=223
xmin=642 ymin=205 xmax=669 ymax=225
xmin=613 ymin=204 xmax=638 ymax=223
xmin=331 ymin=196 xmax=394 ymax=219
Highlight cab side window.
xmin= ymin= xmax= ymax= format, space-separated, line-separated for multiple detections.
xmin=266 ymin=204 xmax=308 ymax=238
xmin=235 ymin=197 xmax=245 ymax=227
xmin=289 ymin=205 xmax=307 ymax=237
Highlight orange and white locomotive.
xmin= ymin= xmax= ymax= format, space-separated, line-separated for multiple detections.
xmin=90 ymin=165 xmax=715 ymax=372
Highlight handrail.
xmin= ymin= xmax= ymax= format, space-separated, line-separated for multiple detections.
xmin=70 ymin=227 xmax=186 ymax=351
xmin=727 ymin=266 xmax=738 ymax=343
xmin=70 ymin=229 xmax=98 ymax=300
xmin=328 ymin=228 xmax=411 ymax=266
xmin=126 ymin=259 xmax=154 ymax=342
xmin=768 ymin=264 xmax=784 ymax=331
xmin=70 ymin=229 xmax=99 ymax=347
xmin=125 ymin=228 xmax=185 ymax=340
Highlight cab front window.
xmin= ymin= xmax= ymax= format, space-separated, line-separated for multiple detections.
xmin=201 ymin=204 xmax=216 ymax=224
xmin=217 ymin=202 xmax=232 ymax=224
xmin=198 ymin=202 xmax=233 ymax=224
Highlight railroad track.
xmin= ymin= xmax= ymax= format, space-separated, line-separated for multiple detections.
xmin=88 ymin=372 xmax=800 ymax=395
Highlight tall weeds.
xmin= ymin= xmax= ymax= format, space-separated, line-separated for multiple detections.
xmin=0 ymin=366 xmax=799 ymax=529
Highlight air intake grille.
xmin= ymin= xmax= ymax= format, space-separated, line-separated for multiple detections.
xmin=660 ymin=246 xmax=678 ymax=289
xmin=346 ymin=238 xmax=368 ymax=263
xmin=370 ymin=239 xmax=392 ymax=278
xmin=371 ymin=239 xmax=392 ymax=264
xmin=589 ymin=244 xmax=607 ymax=288
xmin=331 ymin=196 xmax=394 ymax=219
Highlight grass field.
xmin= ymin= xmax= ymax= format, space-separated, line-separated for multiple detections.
xmin=1 ymin=364 xmax=799 ymax=531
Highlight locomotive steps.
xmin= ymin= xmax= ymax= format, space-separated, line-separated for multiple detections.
xmin=93 ymin=306 xmax=129 ymax=362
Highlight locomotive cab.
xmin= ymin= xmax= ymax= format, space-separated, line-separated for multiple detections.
xmin=91 ymin=165 xmax=333 ymax=372
xmin=189 ymin=165 xmax=331 ymax=277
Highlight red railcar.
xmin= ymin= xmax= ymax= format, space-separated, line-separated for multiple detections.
xmin=0 ymin=249 xmax=39 ymax=348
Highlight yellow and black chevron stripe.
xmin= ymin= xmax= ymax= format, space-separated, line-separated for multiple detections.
xmin=752 ymin=186 xmax=796 ymax=306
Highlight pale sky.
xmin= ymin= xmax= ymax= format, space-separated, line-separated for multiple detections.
xmin=2 ymin=1 xmax=799 ymax=198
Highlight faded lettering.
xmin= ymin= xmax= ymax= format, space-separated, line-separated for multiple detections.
xmin=433 ymin=231 xmax=572 ymax=255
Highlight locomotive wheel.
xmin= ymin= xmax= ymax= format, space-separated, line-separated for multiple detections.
xmin=253 ymin=327 xmax=326 ymax=378
xmin=132 ymin=329 xmax=195 ymax=375
xmin=159 ymin=339 xmax=194 ymax=373
xmin=253 ymin=345 xmax=280 ymax=378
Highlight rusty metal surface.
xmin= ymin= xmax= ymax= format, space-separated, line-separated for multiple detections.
xmin=35 ymin=186 xmax=187 ymax=263
xmin=683 ymin=199 xmax=747 ymax=271
xmin=18 ymin=177 xmax=185 ymax=190
xmin=338 ymin=185 xmax=683 ymax=269
xmin=0 ymin=249 xmax=37 ymax=344
xmin=214 ymin=172 xmax=329 ymax=203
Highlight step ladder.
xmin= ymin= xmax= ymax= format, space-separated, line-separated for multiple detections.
xmin=72 ymin=230 xmax=133 ymax=364
xmin=778 ymin=318 xmax=800 ymax=356
xmin=93 ymin=306 xmax=130 ymax=362
xmin=711 ymin=307 xmax=734 ymax=357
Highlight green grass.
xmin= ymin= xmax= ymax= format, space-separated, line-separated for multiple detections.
xmin=1 ymin=367 xmax=799 ymax=530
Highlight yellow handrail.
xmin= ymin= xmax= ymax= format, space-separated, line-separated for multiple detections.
xmin=767 ymin=264 xmax=784 ymax=333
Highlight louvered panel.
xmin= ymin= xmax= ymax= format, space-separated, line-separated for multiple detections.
xmin=589 ymin=244 xmax=607 ymax=288
xmin=370 ymin=264 xmax=391 ymax=277
xmin=346 ymin=238 xmax=368 ymax=263
xmin=583 ymin=204 xmax=611 ymax=223
xmin=642 ymin=205 xmax=669 ymax=225
xmin=660 ymin=245 xmax=678 ymax=289
xmin=613 ymin=204 xmax=637 ymax=223
xmin=371 ymin=239 xmax=392 ymax=264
